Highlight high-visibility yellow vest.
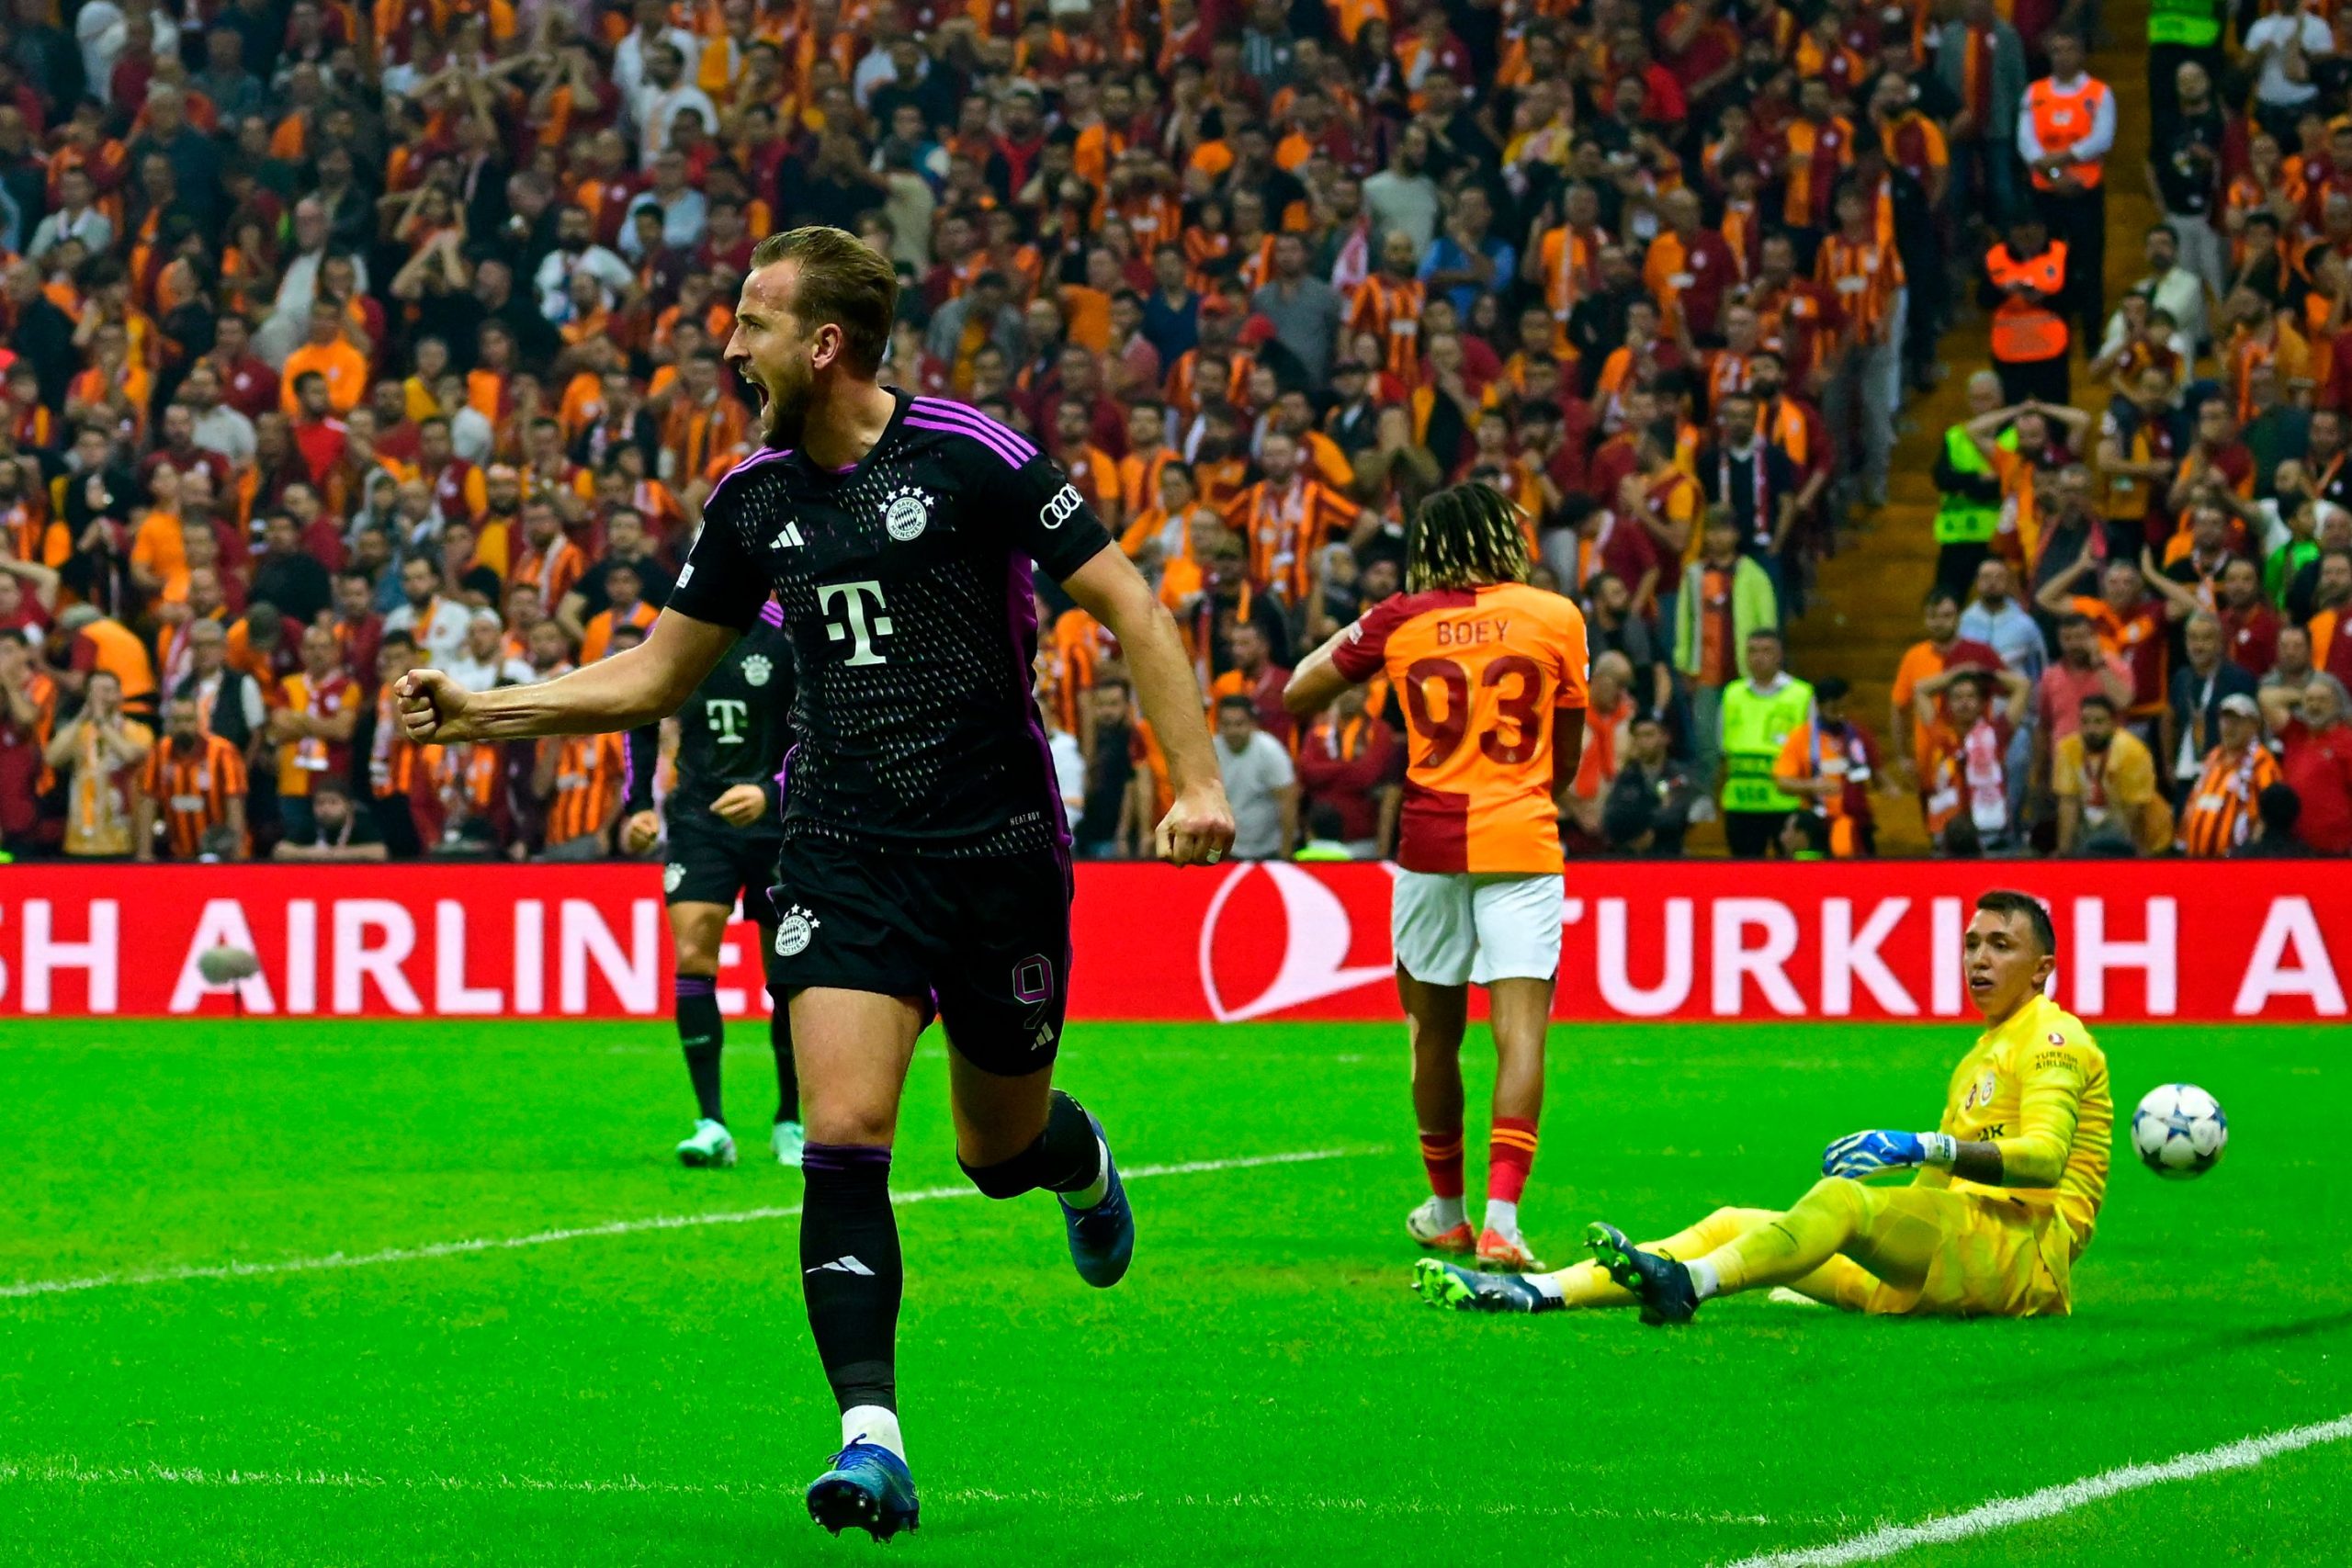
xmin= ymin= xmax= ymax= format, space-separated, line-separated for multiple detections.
xmin=1935 ymin=425 xmax=2005 ymax=545
xmin=1721 ymin=676 xmax=1815 ymax=815
xmin=2148 ymin=0 xmax=2221 ymax=47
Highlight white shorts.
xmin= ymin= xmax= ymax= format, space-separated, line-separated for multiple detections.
xmin=1390 ymin=871 xmax=1566 ymax=987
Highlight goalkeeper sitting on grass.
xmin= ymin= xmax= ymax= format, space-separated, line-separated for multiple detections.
xmin=1417 ymin=890 xmax=2111 ymax=1322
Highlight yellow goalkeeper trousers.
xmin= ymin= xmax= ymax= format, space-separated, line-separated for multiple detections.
xmin=1546 ymin=1179 xmax=2072 ymax=1317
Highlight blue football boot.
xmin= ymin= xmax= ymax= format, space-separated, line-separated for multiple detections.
xmin=806 ymin=1439 xmax=920 ymax=1541
xmin=1059 ymin=1107 xmax=1134 ymax=1288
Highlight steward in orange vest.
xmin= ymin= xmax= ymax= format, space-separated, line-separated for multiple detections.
xmin=2018 ymin=31 xmax=2110 ymax=345
xmin=1983 ymin=216 xmax=2071 ymax=408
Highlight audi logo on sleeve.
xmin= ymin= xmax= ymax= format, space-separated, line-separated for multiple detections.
xmin=1038 ymin=483 xmax=1085 ymax=529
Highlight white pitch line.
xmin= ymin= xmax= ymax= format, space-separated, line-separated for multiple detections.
xmin=0 ymin=1460 xmax=1773 ymax=1526
xmin=1724 ymin=1411 xmax=2352 ymax=1568
xmin=0 ymin=1145 xmax=1371 ymax=1302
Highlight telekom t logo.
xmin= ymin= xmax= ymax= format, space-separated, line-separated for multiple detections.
xmin=818 ymin=581 xmax=892 ymax=666
xmin=704 ymin=698 xmax=748 ymax=742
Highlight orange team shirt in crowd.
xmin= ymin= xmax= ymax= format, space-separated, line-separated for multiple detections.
xmin=1889 ymin=634 xmax=2004 ymax=767
xmin=1348 ymin=275 xmax=1425 ymax=380
xmin=1329 ymin=581 xmax=1590 ymax=874
xmin=76 ymin=616 xmax=160 ymax=712
xmin=1118 ymin=446 xmax=1178 ymax=514
xmin=130 ymin=509 xmax=192 ymax=600
xmin=280 ymin=337 xmax=371 ymax=414
xmin=1226 ymin=474 xmax=1357 ymax=599
xmin=544 ymin=732 xmax=626 ymax=845
xmin=141 ymin=732 xmax=248 ymax=858
xmin=513 ymin=535 xmax=585 ymax=607
xmin=580 ymin=600 xmax=658 ymax=663
xmin=1062 ymin=443 xmax=1124 ymax=521
xmin=2179 ymin=740 xmax=2283 ymax=857
xmin=1815 ymin=228 xmax=1902 ymax=347
xmin=276 ymin=668 xmax=357 ymax=796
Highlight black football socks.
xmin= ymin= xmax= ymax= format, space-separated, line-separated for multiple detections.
xmin=676 ymin=975 xmax=724 ymax=1122
xmin=800 ymin=1142 xmax=902 ymax=1420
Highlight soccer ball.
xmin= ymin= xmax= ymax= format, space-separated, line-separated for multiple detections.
xmin=196 ymin=944 xmax=260 ymax=986
xmin=2131 ymin=1084 xmax=2227 ymax=1179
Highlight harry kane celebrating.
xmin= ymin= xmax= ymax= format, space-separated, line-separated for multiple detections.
xmin=395 ymin=226 xmax=1235 ymax=1540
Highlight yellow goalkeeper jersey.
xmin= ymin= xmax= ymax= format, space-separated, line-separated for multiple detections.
xmin=1925 ymin=992 xmax=2111 ymax=1256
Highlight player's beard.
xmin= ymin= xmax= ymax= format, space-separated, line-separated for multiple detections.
xmin=753 ymin=354 xmax=815 ymax=449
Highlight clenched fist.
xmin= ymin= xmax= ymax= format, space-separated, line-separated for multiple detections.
xmin=395 ymin=670 xmax=478 ymax=744
xmin=621 ymin=809 xmax=661 ymax=855
xmin=1154 ymin=781 xmax=1238 ymax=866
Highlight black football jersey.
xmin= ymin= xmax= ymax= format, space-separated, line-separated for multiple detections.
xmin=667 ymin=389 xmax=1114 ymax=857
xmin=626 ymin=604 xmax=797 ymax=817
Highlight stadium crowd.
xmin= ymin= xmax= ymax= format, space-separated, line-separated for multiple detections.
xmin=0 ymin=0 xmax=2339 ymax=863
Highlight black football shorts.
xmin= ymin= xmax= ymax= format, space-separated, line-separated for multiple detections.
xmin=662 ymin=806 xmax=785 ymax=927
xmin=766 ymin=831 xmax=1074 ymax=1076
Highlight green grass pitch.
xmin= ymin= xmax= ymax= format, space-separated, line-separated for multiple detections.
xmin=0 ymin=1015 xmax=2344 ymax=1565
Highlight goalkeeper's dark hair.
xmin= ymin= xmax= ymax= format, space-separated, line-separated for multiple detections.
xmin=1974 ymin=890 xmax=2057 ymax=959
xmin=1404 ymin=480 xmax=1531 ymax=594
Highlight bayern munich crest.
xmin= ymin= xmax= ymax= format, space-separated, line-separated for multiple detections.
xmin=741 ymin=653 xmax=773 ymax=687
xmin=775 ymin=904 xmax=820 ymax=957
xmin=883 ymin=485 xmax=931 ymax=542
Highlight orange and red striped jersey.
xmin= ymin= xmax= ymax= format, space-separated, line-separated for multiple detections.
xmin=1060 ymin=443 xmax=1125 ymax=522
xmin=1777 ymin=116 xmax=1855 ymax=230
xmin=1162 ymin=349 xmax=1252 ymax=422
xmin=1536 ymin=224 xmax=1605 ymax=335
xmin=1114 ymin=193 xmax=1184 ymax=254
xmin=511 ymin=536 xmax=586 ymax=610
xmin=1330 ymin=581 xmax=1590 ymax=874
xmin=581 ymin=600 xmax=658 ymax=664
xmin=371 ymin=683 xmax=421 ymax=798
xmin=1224 ymin=475 xmax=1358 ymax=599
xmin=543 ymin=732 xmax=625 ymax=845
xmin=1232 ymin=233 xmax=1278 ymax=295
xmin=1876 ymin=109 xmax=1949 ymax=190
xmin=2179 ymin=740 xmax=2282 ymax=857
xmin=1347 ymin=275 xmax=1427 ymax=381
xmin=1814 ymin=229 xmax=1904 ymax=346
xmin=1047 ymin=606 xmax=1120 ymax=733
xmin=661 ymin=394 xmax=752 ymax=487
xmin=427 ymin=740 xmax=503 ymax=813
xmin=1116 ymin=446 xmax=1179 ymax=514
xmin=1702 ymin=348 xmax=1760 ymax=411
xmin=141 ymin=733 xmax=247 ymax=859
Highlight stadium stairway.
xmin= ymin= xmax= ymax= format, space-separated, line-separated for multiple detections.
xmin=1784 ymin=0 xmax=2154 ymax=855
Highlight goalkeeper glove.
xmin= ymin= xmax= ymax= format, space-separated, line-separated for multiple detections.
xmin=1822 ymin=1130 xmax=1957 ymax=1179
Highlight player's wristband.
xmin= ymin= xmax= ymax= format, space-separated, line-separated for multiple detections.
xmin=1919 ymin=1133 xmax=1958 ymax=1168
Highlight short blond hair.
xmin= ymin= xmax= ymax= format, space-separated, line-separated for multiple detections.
xmin=750 ymin=225 xmax=898 ymax=377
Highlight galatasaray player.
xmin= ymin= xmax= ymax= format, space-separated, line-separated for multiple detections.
xmin=1284 ymin=482 xmax=1589 ymax=1269
xmin=1417 ymin=891 xmax=2111 ymax=1320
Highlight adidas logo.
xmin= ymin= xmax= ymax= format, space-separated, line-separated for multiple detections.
xmin=805 ymin=1255 xmax=875 ymax=1277
xmin=771 ymin=520 xmax=805 ymax=549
